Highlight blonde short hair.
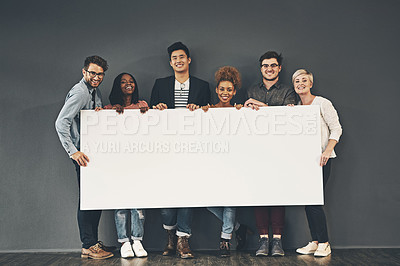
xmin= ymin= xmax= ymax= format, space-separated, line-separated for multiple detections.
xmin=292 ymin=69 xmax=313 ymax=84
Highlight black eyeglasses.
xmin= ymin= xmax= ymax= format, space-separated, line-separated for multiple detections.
xmin=85 ymin=70 xmax=105 ymax=78
xmin=261 ymin=63 xmax=279 ymax=69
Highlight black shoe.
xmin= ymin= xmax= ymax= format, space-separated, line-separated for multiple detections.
xmin=255 ymin=237 xmax=269 ymax=256
xmin=219 ymin=239 xmax=231 ymax=257
xmin=235 ymin=224 xmax=252 ymax=250
xmin=271 ymin=238 xmax=285 ymax=256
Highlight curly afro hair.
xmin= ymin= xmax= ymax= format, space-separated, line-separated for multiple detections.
xmin=215 ymin=66 xmax=241 ymax=90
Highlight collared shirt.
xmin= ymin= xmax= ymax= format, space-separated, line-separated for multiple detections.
xmin=247 ymin=81 xmax=296 ymax=106
xmin=174 ymin=78 xmax=190 ymax=108
xmin=55 ymin=78 xmax=103 ymax=156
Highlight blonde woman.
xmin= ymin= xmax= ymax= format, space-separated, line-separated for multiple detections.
xmin=292 ymin=69 xmax=342 ymax=257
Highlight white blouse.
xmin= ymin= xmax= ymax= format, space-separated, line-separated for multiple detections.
xmin=309 ymin=96 xmax=343 ymax=158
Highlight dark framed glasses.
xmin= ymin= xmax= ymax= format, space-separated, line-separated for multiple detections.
xmin=261 ymin=63 xmax=279 ymax=69
xmin=85 ymin=70 xmax=105 ymax=78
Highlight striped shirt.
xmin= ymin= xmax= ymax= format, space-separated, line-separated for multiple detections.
xmin=174 ymin=78 xmax=190 ymax=108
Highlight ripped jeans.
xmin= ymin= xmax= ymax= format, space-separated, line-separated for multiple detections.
xmin=114 ymin=209 xmax=145 ymax=242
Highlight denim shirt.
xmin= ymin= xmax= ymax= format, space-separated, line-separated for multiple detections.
xmin=55 ymin=78 xmax=103 ymax=156
xmin=247 ymin=81 xmax=296 ymax=106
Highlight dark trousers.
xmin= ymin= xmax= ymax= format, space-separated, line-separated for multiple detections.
xmin=72 ymin=160 xmax=102 ymax=249
xmin=305 ymin=159 xmax=332 ymax=243
xmin=254 ymin=206 xmax=285 ymax=235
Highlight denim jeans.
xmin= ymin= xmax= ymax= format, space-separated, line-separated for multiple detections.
xmin=72 ymin=160 xmax=102 ymax=249
xmin=207 ymin=207 xmax=236 ymax=239
xmin=161 ymin=208 xmax=193 ymax=236
xmin=114 ymin=209 xmax=145 ymax=242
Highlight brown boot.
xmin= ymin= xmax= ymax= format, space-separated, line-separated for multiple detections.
xmin=162 ymin=229 xmax=177 ymax=256
xmin=177 ymin=236 xmax=194 ymax=259
xmin=81 ymin=242 xmax=114 ymax=259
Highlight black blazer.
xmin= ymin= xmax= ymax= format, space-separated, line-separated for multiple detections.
xmin=150 ymin=75 xmax=210 ymax=108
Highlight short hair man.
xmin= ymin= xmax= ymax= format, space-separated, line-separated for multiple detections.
xmin=245 ymin=51 xmax=296 ymax=108
xmin=150 ymin=41 xmax=210 ymax=111
xmin=55 ymin=55 xmax=113 ymax=260
xmin=244 ymin=51 xmax=296 ymax=257
xmin=150 ymin=42 xmax=210 ymax=259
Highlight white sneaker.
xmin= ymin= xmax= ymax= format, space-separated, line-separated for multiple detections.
xmin=132 ymin=240 xmax=148 ymax=257
xmin=296 ymin=242 xmax=318 ymax=255
xmin=120 ymin=242 xmax=135 ymax=258
xmin=314 ymin=243 xmax=331 ymax=257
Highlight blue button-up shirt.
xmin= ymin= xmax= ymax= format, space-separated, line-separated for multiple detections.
xmin=55 ymin=78 xmax=103 ymax=156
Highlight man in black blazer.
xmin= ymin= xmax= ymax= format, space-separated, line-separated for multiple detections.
xmin=150 ymin=42 xmax=210 ymax=110
xmin=150 ymin=42 xmax=210 ymax=259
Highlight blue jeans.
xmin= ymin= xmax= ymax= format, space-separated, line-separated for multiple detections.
xmin=161 ymin=208 xmax=193 ymax=237
xmin=114 ymin=209 xmax=145 ymax=242
xmin=207 ymin=207 xmax=236 ymax=239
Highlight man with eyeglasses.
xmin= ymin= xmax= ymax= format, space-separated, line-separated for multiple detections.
xmin=55 ymin=55 xmax=114 ymax=260
xmin=244 ymin=51 xmax=296 ymax=257
xmin=150 ymin=42 xmax=210 ymax=259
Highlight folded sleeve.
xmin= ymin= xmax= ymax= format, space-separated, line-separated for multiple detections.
xmin=55 ymin=90 xmax=86 ymax=156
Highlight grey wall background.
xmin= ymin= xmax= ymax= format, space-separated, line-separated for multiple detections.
xmin=1 ymin=0 xmax=399 ymax=251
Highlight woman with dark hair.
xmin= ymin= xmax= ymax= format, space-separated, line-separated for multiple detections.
xmin=105 ymin=73 xmax=148 ymax=258
xmin=291 ymin=69 xmax=342 ymax=257
xmin=202 ymin=66 xmax=242 ymax=110
xmin=104 ymin=73 xmax=148 ymax=112
xmin=198 ymin=66 xmax=251 ymax=257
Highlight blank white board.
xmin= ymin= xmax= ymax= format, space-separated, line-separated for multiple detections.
xmin=80 ymin=106 xmax=322 ymax=210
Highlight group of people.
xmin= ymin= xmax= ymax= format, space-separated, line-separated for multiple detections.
xmin=55 ymin=41 xmax=342 ymax=260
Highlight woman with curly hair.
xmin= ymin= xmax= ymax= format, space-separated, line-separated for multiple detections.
xmin=202 ymin=66 xmax=242 ymax=110
xmin=200 ymin=66 xmax=251 ymax=257
xmin=104 ymin=73 xmax=148 ymax=258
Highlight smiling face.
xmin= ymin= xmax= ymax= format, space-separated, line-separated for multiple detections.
xmin=216 ymin=81 xmax=236 ymax=105
xmin=170 ymin=49 xmax=191 ymax=73
xmin=293 ymin=74 xmax=313 ymax=95
xmin=260 ymin=58 xmax=281 ymax=82
xmin=120 ymin=74 xmax=135 ymax=95
xmin=82 ymin=63 xmax=105 ymax=88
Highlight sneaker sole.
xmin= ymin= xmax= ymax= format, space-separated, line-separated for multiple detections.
xmin=296 ymin=250 xmax=316 ymax=255
xmin=314 ymin=253 xmax=331 ymax=257
xmin=121 ymin=254 xmax=135 ymax=258
xmin=256 ymin=252 xmax=269 ymax=256
xmin=271 ymin=252 xmax=285 ymax=256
